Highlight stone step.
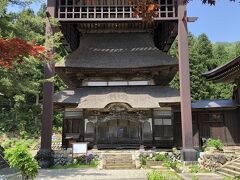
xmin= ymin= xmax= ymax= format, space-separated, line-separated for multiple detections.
xmin=225 ymin=165 xmax=240 ymax=172
xmin=104 ymin=156 xmax=132 ymax=159
xmin=150 ymin=166 xmax=169 ymax=171
xmin=104 ymin=156 xmax=133 ymax=159
xmin=105 ymin=158 xmax=133 ymax=162
xmin=234 ymin=159 xmax=240 ymax=163
xmin=232 ymin=161 xmax=240 ymax=166
xmin=217 ymin=171 xmax=235 ymax=178
xmin=102 ymin=152 xmax=136 ymax=169
xmin=104 ymin=164 xmax=136 ymax=169
xmin=103 ymin=154 xmax=132 ymax=157
xmin=219 ymin=167 xmax=240 ymax=177
xmin=106 ymin=162 xmax=134 ymax=166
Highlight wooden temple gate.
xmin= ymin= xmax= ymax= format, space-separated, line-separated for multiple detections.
xmin=37 ymin=0 xmax=200 ymax=168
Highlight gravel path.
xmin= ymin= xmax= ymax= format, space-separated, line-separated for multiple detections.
xmin=37 ymin=168 xmax=151 ymax=180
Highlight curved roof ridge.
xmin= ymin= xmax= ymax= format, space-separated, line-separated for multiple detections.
xmin=202 ymin=55 xmax=240 ymax=83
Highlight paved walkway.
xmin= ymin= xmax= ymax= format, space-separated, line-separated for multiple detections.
xmin=37 ymin=168 xmax=151 ymax=180
xmin=180 ymin=173 xmax=224 ymax=180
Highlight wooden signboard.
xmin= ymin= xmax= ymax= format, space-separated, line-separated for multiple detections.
xmin=72 ymin=142 xmax=88 ymax=163
xmin=72 ymin=142 xmax=88 ymax=154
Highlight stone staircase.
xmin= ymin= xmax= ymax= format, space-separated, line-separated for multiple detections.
xmin=102 ymin=153 xmax=136 ymax=169
xmin=216 ymin=157 xmax=240 ymax=178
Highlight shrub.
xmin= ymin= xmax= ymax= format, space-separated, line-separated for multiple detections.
xmin=140 ymin=155 xmax=147 ymax=166
xmin=155 ymin=153 xmax=167 ymax=161
xmin=1 ymin=138 xmax=35 ymax=150
xmin=163 ymin=159 xmax=178 ymax=169
xmin=172 ymin=147 xmax=180 ymax=155
xmin=1 ymin=138 xmax=18 ymax=149
xmin=206 ymin=138 xmax=224 ymax=150
xmin=147 ymin=171 xmax=180 ymax=180
xmin=4 ymin=144 xmax=39 ymax=180
xmin=189 ymin=164 xmax=200 ymax=173
xmin=73 ymin=153 xmax=99 ymax=166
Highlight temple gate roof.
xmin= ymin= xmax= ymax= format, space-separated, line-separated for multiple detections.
xmin=53 ymin=86 xmax=180 ymax=109
xmin=56 ymin=32 xmax=178 ymax=69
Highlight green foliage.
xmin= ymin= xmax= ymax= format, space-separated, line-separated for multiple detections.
xmin=53 ymin=111 xmax=64 ymax=132
xmin=147 ymin=171 xmax=180 ymax=180
xmin=140 ymin=155 xmax=147 ymax=165
xmin=172 ymin=147 xmax=180 ymax=155
xmin=1 ymin=138 xmax=18 ymax=149
xmin=206 ymin=138 xmax=224 ymax=150
xmin=235 ymin=42 xmax=240 ymax=57
xmin=0 ymin=3 xmax=66 ymax=136
xmin=4 ymin=143 xmax=39 ymax=179
xmin=223 ymin=177 xmax=240 ymax=180
xmin=191 ymin=175 xmax=199 ymax=180
xmin=170 ymin=33 xmax=235 ymax=100
xmin=1 ymin=138 xmax=34 ymax=149
xmin=189 ymin=164 xmax=200 ymax=173
xmin=162 ymin=158 xmax=178 ymax=169
xmin=154 ymin=153 xmax=167 ymax=161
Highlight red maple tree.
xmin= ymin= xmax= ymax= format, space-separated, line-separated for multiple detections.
xmin=0 ymin=38 xmax=45 ymax=68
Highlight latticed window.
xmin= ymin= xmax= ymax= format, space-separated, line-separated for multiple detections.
xmin=153 ymin=109 xmax=173 ymax=140
xmin=57 ymin=0 xmax=177 ymax=20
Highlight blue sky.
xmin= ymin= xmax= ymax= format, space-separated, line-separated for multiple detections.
xmin=8 ymin=0 xmax=240 ymax=43
xmin=187 ymin=1 xmax=240 ymax=43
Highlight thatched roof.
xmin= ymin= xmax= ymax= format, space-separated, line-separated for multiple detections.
xmin=202 ymin=56 xmax=240 ymax=83
xmin=56 ymin=32 xmax=178 ymax=69
xmin=53 ymin=86 xmax=180 ymax=109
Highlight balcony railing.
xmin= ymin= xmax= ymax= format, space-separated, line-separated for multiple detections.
xmin=57 ymin=0 xmax=178 ymax=21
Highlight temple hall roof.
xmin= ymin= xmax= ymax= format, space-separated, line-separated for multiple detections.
xmin=53 ymin=86 xmax=180 ymax=109
xmin=202 ymin=56 xmax=240 ymax=83
xmin=56 ymin=32 xmax=178 ymax=69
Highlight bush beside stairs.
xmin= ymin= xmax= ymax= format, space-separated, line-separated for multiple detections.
xmin=216 ymin=157 xmax=240 ymax=178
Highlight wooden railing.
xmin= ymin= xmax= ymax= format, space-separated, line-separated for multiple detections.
xmin=57 ymin=0 xmax=178 ymax=21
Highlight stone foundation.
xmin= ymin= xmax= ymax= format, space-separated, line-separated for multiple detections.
xmin=198 ymin=152 xmax=237 ymax=171
xmin=53 ymin=149 xmax=73 ymax=166
xmin=35 ymin=149 xmax=55 ymax=168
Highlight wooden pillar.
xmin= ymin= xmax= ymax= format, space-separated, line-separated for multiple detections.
xmin=41 ymin=63 xmax=55 ymax=150
xmin=177 ymin=0 xmax=196 ymax=161
xmin=152 ymin=110 xmax=156 ymax=148
xmin=35 ymin=0 xmax=56 ymax=168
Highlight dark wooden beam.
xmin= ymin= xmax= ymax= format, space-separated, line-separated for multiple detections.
xmin=36 ymin=0 xmax=56 ymax=168
xmin=177 ymin=0 xmax=196 ymax=161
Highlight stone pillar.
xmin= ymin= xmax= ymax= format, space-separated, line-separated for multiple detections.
xmin=36 ymin=63 xmax=55 ymax=168
xmin=177 ymin=0 xmax=196 ymax=161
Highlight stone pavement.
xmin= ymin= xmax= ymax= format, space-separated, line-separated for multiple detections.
xmin=180 ymin=173 xmax=224 ymax=180
xmin=37 ymin=168 xmax=151 ymax=180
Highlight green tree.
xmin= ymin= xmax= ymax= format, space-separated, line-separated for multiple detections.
xmin=0 ymin=4 xmax=65 ymax=136
xmin=235 ymin=42 xmax=240 ymax=57
xmin=170 ymin=33 xmax=233 ymax=100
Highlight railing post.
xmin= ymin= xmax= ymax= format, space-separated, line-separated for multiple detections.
xmin=177 ymin=0 xmax=196 ymax=161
